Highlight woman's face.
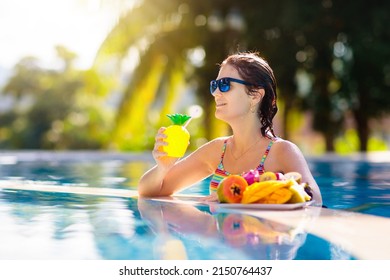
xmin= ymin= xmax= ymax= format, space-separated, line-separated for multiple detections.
xmin=213 ymin=64 xmax=253 ymax=122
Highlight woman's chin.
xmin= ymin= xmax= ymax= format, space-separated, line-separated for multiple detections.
xmin=214 ymin=110 xmax=225 ymax=121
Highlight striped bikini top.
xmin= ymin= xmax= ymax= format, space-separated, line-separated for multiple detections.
xmin=209 ymin=139 xmax=274 ymax=193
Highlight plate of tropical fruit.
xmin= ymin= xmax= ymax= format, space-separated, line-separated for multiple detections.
xmin=214 ymin=170 xmax=314 ymax=210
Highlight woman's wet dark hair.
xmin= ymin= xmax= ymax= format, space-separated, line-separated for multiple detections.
xmin=222 ymin=52 xmax=278 ymax=138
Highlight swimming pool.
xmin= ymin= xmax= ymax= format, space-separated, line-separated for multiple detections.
xmin=0 ymin=151 xmax=389 ymax=260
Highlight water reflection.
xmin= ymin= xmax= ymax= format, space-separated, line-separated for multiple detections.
xmin=138 ymin=198 xmax=314 ymax=260
xmin=1 ymin=187 xmax=351 ymax=260
xmin=0 ymin=160 xmax=151 ymax=190
xmin=2 ymin=158 xmax=389 ymax=218
xmin=1 ymin=154 xmax=383 ymax=259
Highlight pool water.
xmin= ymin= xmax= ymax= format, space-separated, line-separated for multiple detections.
xmin=311 ymin=159 xmax=390 ymax=217
xmin=0 ymin=152 xmax=389 ymax=260
xmin=0 ymin=187 xmax=351 ymax=260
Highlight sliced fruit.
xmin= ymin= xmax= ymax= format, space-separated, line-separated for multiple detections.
xmin=256 ymin=187 xmax=292 ymax=204
xmin=241 ymin=179 xmax=294 ymax=204
xmin=241 ymin=169 xmax=260 ymax=185
xmin=284 ymin=171 xmax=302 ymax=183
xmin=217 ymin=175 xmax=248 ymax=203
xmin=288 ymin=182 xmax=311 ymax=203
xmin=275 ymin=172 xmax=285 ymax=180
xmin=303 ymin=183 xmax=313 ymax=200
xmin=259 ymin=171 xmax=277 ymax=182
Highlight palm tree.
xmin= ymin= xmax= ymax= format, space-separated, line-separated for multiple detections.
xmin=94 ymin=0 xmax=251 ymax=150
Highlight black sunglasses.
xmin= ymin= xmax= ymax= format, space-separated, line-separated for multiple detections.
xmin=210 ymin=77 xmax=255 ymax=95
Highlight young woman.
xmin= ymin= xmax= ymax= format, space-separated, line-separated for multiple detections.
xmin=138 ymin=52 xmax=322 ymax=205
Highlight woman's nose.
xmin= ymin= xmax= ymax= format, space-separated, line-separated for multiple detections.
xmin=212 ymin=89 xmax=223 ymax=97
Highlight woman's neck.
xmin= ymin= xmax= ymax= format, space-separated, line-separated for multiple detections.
xmin=230 ymin=124 xmax=263 ymax=153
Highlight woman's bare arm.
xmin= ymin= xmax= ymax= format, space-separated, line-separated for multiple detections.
xmin=138 ymin=137 xmax=223 ymax=197
xmin=269 ymin=140 xmax=323 ymax=205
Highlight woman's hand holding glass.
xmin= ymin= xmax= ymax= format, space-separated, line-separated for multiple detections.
xmin=153 ymin=127 xmax=179 ymax=170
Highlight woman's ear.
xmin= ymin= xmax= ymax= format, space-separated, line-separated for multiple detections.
xmin=250 ymin=88 xmax=265 ymax=106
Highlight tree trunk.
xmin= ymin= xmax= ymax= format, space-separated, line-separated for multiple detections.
xmin=353 ymin=109 xmax=369 ymax=152
xmin=324 ymin=131 xmax=335 ymax=152
xmin=353 ymin=83 xmax=370 ymax=152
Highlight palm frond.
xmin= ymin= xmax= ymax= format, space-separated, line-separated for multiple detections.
xmin=110 ymin=52 xmax=167 ymax=150
xmin=94 ymin=1 xmax=184 ymax=65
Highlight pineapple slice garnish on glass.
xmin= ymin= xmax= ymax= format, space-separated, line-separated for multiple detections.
xmin=163 ymin=113 xmax=191 ymax=158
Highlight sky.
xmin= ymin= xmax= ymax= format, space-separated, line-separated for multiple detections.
xmin=0 ymin=0 xmax=134 ymax=70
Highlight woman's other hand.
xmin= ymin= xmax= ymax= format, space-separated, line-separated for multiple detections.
xmin=199 ymin=192 xmax=218 ymax=202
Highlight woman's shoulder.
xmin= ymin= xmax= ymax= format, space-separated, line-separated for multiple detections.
xmin=201 ymin=136 xmax=230 ymax=149
xmin=190 ymin=136 xmax=230 ymax=156
xmin=268 ymin=137 xmax=308 ymax=172
xmin=212 ymin=136 xmax=231 ymax=144
xmin=188 ymin=136 xmax=230 ymax=172
xmin=271 ymin=137 xmax=302 ymax=154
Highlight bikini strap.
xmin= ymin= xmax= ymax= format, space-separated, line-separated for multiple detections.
xmin=219 ymin=139 xmax=228 ymax=163
xmin=257 ymin=140 xmax=274 ymax=171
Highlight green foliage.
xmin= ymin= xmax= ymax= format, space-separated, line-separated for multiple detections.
xmin=335 ymin=129 xmax=388 ymax=154
xmin=0 ymin=46 xmax=112 ymax=149
xmin=1 ymin=0 xmax=389 ymax=152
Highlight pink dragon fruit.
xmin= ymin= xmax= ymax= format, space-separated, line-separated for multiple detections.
xmin=241 ymin=169 xmax=260 ymax=185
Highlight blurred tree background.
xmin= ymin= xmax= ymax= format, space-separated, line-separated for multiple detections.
xmin=1 ymin=0 xmax=389 ymax=154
